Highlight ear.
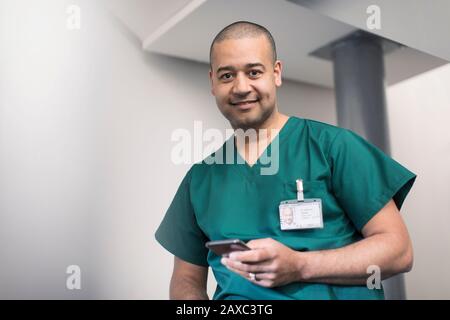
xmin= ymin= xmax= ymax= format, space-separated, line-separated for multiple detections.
xmin=273 ymin=60 xmax=283 ymax=87
xmin=209 ymin=69 xmax=215 ymax=96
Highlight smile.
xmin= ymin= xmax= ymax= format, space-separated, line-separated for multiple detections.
xmin=231 ymin=100 xmax=259 ymax=110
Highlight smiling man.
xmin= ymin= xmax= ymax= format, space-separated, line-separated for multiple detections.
xmin=155 ymin=21 xmax=417 ymax=300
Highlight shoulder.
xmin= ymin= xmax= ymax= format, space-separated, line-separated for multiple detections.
xmin=294 ymin=117 xmax=350 ymax=150
xmin=301 ymin=118 xmax=344 ymax=136
xmin=187 ymin=145 xmax=227 ymax=185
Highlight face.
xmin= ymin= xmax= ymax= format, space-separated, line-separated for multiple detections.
xmin=281 ymin=207 xmax=293 ymax=225
xmin=209 ymin=36 xmax=282 ymax=130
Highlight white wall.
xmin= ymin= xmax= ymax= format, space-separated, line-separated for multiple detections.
xmin=1 ymin=0 xmax=448 ymax=300
xmin=0 ymin=0 xmax=98 ymax=299
xmin=387 ymin=64 xmax=450 ymax=299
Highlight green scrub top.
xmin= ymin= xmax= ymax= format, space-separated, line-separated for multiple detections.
xmin=155 ymin=116 xmax=417 ymax=300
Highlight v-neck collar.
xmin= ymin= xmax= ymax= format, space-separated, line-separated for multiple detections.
xmin=228 ymin=116 xmax=299 ymax=180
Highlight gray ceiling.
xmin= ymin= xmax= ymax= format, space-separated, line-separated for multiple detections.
xmin=108 ymin=0 xmax=449 ymax=88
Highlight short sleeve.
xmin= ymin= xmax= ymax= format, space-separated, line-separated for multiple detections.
xmin=328 ymin=129 xmax=417 ymax=231
xmin=154 ymin=168 xmax=209 ymax=267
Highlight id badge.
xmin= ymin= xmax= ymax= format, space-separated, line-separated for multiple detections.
xmin=279 ymin=179 xmax=324 ymax=230
xmin=279 ymin=199 xmax=323 ymax=230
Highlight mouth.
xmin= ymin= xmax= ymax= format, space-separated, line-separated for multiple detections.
xmin=230 ymin=99 xmax=259 ymax=110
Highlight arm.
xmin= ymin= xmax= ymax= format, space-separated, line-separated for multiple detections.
xmin=221 ymin=199 xmax=413 ymax=287
xmin=170 ymin=256 xmax=209 ymax=300
xmin=299 ymin=199 xmax=414 ymax=285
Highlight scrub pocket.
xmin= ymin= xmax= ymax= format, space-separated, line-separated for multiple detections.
xmin=283 ymin=179 xmax=360 ymax=242
xmin=281 ymin=180 xmax=331 ymax=237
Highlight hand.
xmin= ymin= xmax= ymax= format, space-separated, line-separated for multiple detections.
xmin=220 ymin=238 xmax=306 ymax=288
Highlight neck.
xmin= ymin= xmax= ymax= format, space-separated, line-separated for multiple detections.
xmin=252 ymin=111 xmax=289 ymax=142
xmin=259 ymin=111 xmax=288 ymax=132
xmin=233 ymin=111 xmax=289 ymax=166
xmin=234 ymin=111 xmax=289 ymax=146
xmin=233 ymin=110 xmax=289 ymax=132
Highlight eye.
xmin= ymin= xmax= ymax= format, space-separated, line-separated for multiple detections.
xmin=249 ymin=70 xmax=262 ymax=77
xmin=219 ymin=73 xmax=233 ymax=81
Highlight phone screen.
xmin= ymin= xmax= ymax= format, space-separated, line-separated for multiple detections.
xmin=205 ymin=239 xmax=250 ymax=256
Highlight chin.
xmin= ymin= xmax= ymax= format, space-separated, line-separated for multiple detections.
xmin=231 ymin=113 xmax=266 ymax=130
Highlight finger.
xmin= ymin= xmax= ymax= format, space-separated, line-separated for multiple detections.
xmin=252 ymin=279 xmax=272 ymax=287
xmin=246 ymin=238 xmax=272 ymax=249
xmin=224 ymin=264 xmax=251 ymax=279
xmin=221 ymin=257 xmax=273 ymax=273
xmin=229 ymin=248 xmax=271 ymax=263
xmin=247 ymin=272 xmax=276 ymax=281
xmin=223 ymin=262 xmax=275 ymax=287
xmin=224 ymin=264 xmax=272 ymax=287
xmin=250 ymin=273 xmax=276 ymax=288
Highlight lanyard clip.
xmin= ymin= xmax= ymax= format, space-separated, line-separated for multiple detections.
xmin=296 ymin=179 xmax=304 ymax=202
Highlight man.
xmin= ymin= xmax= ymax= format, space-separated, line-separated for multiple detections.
xmin=155 ymin=21 xmax=416 ymax=300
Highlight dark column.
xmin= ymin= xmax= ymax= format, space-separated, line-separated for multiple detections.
xmin=331 ymin=32 xmax=405 ymax=300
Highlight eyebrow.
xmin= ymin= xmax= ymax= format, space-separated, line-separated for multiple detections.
xmin=216 ymin=63 xmax=266 ymax=74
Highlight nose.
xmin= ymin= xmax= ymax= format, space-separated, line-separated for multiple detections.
xmin=231 ymin=72 xmax=251 ymax=97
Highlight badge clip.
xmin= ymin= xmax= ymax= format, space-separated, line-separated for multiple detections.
xmin=296 ymin=179 xmax=304 ymax=202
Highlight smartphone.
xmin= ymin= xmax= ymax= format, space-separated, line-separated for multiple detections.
xmin=205 ymin=239 xmax=251 ymax=256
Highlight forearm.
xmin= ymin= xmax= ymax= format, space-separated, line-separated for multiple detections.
xmin=170 ymin=277 xmax=209 ymax=300
xmin=298 ymin=232 xmax=413 ymax=285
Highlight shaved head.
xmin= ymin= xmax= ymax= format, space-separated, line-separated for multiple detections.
xmin=209 ymin=21 xmax=277 ymax=68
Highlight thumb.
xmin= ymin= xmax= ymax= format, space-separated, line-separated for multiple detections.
xmin=246 ymin=238 xmax=270 ymax=250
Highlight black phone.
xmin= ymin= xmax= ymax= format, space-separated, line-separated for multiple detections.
xmin=205 ymin=239 xmax=251 ymax=256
